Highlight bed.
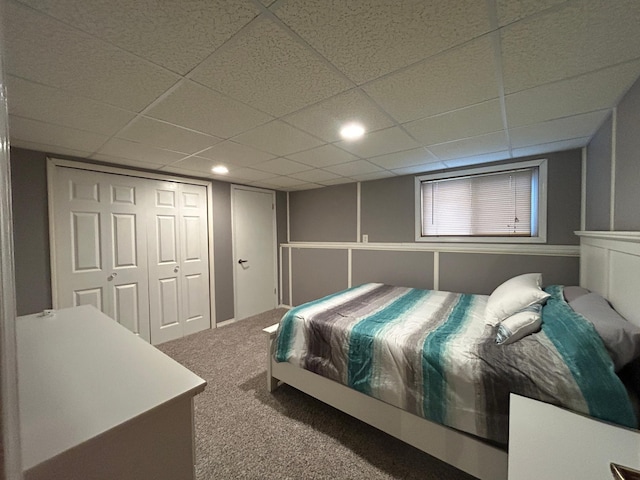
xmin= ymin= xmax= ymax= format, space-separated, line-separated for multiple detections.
xmin=263 ymin=232 xmax=640 ymax=480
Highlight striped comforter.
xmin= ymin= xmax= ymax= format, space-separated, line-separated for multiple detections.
xmin=274 ymin=283 xmax=636 ymax=444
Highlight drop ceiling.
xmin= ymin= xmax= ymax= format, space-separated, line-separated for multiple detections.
xmin=4 ymin=0 xmax=640 ymax=190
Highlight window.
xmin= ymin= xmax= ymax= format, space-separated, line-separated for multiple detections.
xmin=415 ymin=159 xmax=547 ymax=243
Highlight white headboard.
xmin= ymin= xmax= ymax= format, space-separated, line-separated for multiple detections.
xmin=577 ymin=231 xmax=640 ymax=327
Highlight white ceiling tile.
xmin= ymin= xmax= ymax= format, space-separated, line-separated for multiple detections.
xmin=118 ymin=117 xmax=223 ymax=154
xmin=324 ymin=160 xmax=383 ymax=177
xmin=506 ymin=61 xmax=640 ymax=128
xmin=165 ymin=157 xmax=220 ymax=175
xmin=511 ymin=137 xmax=590 ymax=158
xmin=428 ymin=131 xmax=509 ymax=160
xmin=274 ymin=0 xmax=491 ymax=84
xmin=159 ymin=165 xmax=211 ymax=179
xmin=95 ymin=138 xmax=186 ymax=165
xmin=5 ymin=2 xmax=180 ymax=112
xmin=252 ymin=157 xmax=312 ymax=175
xmin=232 ymin=120 xmax=323 ymax=156
xmin=443 ymin=151 xmax=511 ymax=168
xmin=7 ymin=75 xmax=135 ymax=137
xmin=191 ymin=17 xmax=352 ymax=117
xmin=335 ymin=127 xmax=420 ymax=158
xmin=219 ymin=167 xmax=276 ymax=182
xmin=363 ymin=36 xmax=500 ymax=123
xmin=18 ymin=0 xmax=260 ymax=75
xmin=368 ymin=148 xmax=438 ymax=170
xmin=350 ymin=171 xmax=397 ymax=182
xmin=261 ymin=176 xmax=307 ymax=188
xmin=391 ymin=162 xmax=448 ymax=175
xmin=509 ymin=110 xmax=609 ymax=148
xmin=287 ymin=169 xmax=341 ymax=183
xmin=145 ymin=81 xmax=273 ymax=139
xmin=9 ymin=115 xmax=108 ymax=153
xmin=89 ymin=153 xmax=166 ymax=171
xmin=404 ymin=100 xmax=505 ymax=146
xmin=496 ymin=0 xmax=567 ymax=27
xmin=197 ymin=140 xmax=275 ymax=168
xmin=10 ymin=139 xmax=93 ymax=159
xmin=284 ymin=183 xmax=324 ymax=191
xmin=501 ymin=1 xmax=640 ymax=94
xmin=283 ymin=89 xmax=394 ymax=143
xmin=320 ymin=177 xmax=356 ymax=186
xmin=286 ymin=144 xmax=358 ymax=168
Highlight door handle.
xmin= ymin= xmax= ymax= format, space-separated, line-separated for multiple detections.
xmin=238 ymin=259 xmax=248 ymax=265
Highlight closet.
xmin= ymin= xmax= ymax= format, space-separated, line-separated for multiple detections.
xmin=50 ymin=162 xmax=212 ymax=345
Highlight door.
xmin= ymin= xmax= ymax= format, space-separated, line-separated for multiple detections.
xmin=232 ymin=186 xmax=277 ymax=320
xmin=53 ymin=167 xmax=150 ymax=341
xmin=147 ymin=180 xmax=210 ymax=344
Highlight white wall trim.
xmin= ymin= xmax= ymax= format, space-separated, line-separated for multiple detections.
xmin=575 ymin=230 xmax=640 ymax=243
xmin=610 ymin=107 xmax=617 ymax=231
xmin=286 ymin=191 xmax=290 ymax=243
xmin=581 ymin=147 xmax=587 ymax=231
xmin=283 ymin=241 xmax=579 ymax=257
xmin=278 ymin=245 xmax=283 ymax=305
xmin=433 ymin=251 xmax=440 ymax=290
xmin=288 ymin=246 xmax=292 ymax=308
xmin=347 ymin=248 xmax=352 ymax=288
xmin=356 ymin=182 xmax=361 ymax=242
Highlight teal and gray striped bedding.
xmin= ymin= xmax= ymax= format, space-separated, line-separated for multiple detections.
xmin=275 ymin=283 xmax=636 ymax=444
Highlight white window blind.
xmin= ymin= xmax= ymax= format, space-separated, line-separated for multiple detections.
xmin=420 ymin=168 xmax=537 ymax=237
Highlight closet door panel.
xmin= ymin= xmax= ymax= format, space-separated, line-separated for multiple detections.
xmin=53 ymin=167 xmax=150 ymax=342
xmin=180 ymin=184 xmax=210 ymax=336
xmin=148 ymin=181 xmax=184 ymax=344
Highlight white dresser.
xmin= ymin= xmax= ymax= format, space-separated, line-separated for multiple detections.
xmin=17 ymin=305 xmax=206 ymax=480
xmin=509 ymin=394 xmax=640 ymax=480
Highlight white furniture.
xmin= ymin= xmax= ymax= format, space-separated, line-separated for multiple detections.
xmin=49 ymin=159 xmax=214 ymax=344
xmin=509 ymin=394 xmax=640 ymax=480
xmin=264 ymin=231 xmax=640 ymax=480
xmin=17 ymin=305 xmax=206 ymax=480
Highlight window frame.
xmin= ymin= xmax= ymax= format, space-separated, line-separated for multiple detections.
xmin=414 ymin=159 xmax=548 ymax=244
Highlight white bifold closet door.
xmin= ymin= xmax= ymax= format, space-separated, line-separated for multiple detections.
xmin=52 ymin=167 xmax=211 ymax=345
xmin=53 ymin=167 xmax=151 ymax=341
xmin=147 ymin=180 xmax=210 ymax=344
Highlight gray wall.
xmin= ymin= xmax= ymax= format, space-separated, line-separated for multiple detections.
xmin=10 ymin=148 xmax=52 ymax=315
xmin=586 ymin=76 xmax=640 ymax=231
xmin=439 ymin=254 xmax=579 ymax=295
xmin=290 ymin=151 xmax=582 ymax=245
xmin=352 ymin=250 xmax=434 ymax=290
xmin=10 ymin=147 xmax=237 ymax=323
xmin=585 ymin=114 xmax=612 ymax=230
xmin=289 ymin=183 xmax=357 ymax=242
xmin=281 ymin=150 xmax=582 ymax=305
xmin=613 ymin=76 xmax=640 ymax=230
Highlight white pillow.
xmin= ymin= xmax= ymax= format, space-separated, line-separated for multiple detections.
xmin=485 ymin=273 xmax=550 ymax=326
xmin=495 ymin=304 xmax=542 ymax=345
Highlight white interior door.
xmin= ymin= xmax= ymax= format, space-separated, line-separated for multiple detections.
xmin=232 ymin=186 xmax=277 ymax=321
xmin=148 ymin=181 xmax=211 ymax=344
xmin=53 ymin=167 xmax=150 ymax=341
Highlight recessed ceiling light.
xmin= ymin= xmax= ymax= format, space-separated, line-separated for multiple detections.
xmin=340 ymin=122 xmax=365 ymax=140
xmin=211 ymin=165 xmax=229 ymax=175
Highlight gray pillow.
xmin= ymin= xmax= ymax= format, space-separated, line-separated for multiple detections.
xmin=570 ymin=293 xmax=640 ymax=371
xmin=563 ymin=286 xmax=590 ymax=303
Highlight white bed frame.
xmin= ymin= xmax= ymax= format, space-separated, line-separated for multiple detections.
xmin=263 ymin=231 xmax=640 ymax=480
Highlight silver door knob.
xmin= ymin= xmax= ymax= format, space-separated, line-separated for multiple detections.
xmin=108 ymin=272 xmax=118 ymax=281
xmin=174 ymin=265 xmax=180 ymax=273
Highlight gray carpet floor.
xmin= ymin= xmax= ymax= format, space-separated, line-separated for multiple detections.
xmin=158 ymin=308 xmax=477 ymax=480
